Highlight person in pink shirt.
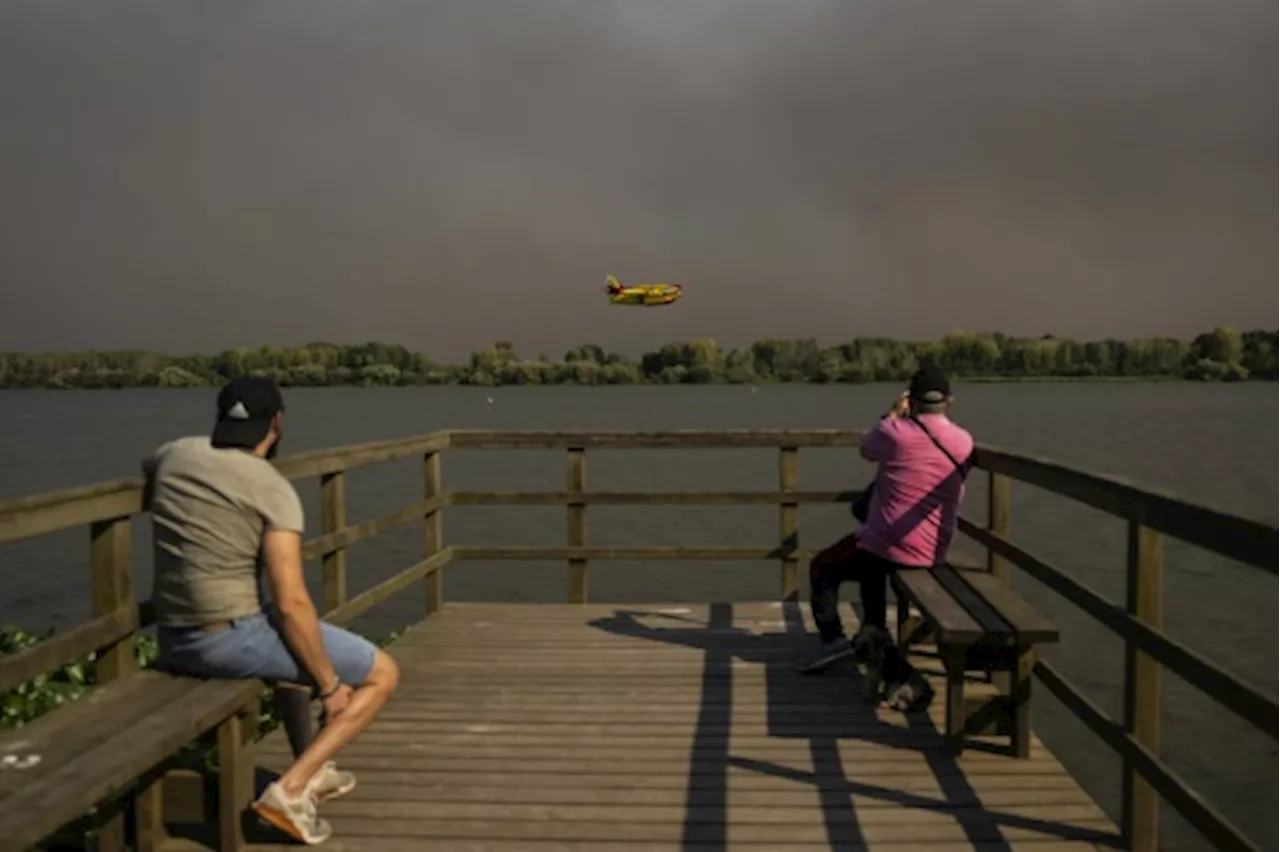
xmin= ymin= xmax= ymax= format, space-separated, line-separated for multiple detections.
xmin=795 ymin=364 xmax=974 ymax=708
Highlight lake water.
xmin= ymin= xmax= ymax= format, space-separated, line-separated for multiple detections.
xmin=1 ymin=383 xmax=1275 ymax=851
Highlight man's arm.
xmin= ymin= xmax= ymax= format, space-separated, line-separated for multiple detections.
xmin=140 ymin=443 xmax=170 ymax=511
xmin=859 ymin=392 xmax=909 ymax=462
xmin=258 ymin=478 xmax=337 ymax=694
xmin=859 ymin=417 xmax=898 ymax=462
xmin=262 ymin=530 xmax=339 ymax=694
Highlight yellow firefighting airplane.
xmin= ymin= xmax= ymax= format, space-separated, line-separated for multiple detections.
xmin=603 ymin=274 xmax=684 ymax=307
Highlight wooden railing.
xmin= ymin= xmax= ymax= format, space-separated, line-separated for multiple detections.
xmin=0 ymin=428 xmax=1275 ymax=852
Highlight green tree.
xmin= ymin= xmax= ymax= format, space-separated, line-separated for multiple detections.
xmin=3 ymin=327 xmax=1277 ymax=389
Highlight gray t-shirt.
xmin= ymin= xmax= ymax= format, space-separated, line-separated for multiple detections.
xmin=145 ymin=436 xmax=305 ymax=627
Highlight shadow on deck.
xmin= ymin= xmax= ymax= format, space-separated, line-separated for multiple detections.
xmin=169 ymin=602 xmax=1121 ymax=851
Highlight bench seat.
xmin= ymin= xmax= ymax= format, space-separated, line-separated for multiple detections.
xmin=891 ymin=562 xmax=1059 ymax=758
xmin=0 ymin=668 xmax=260 ymax=852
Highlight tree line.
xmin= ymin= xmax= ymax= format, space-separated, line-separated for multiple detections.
xmin=0 ymin=327 xmax=1273 ymax=389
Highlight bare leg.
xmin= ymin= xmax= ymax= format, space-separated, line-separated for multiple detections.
xmin=274 ymin=648 xmax=399 ymax=798
xmin=273 ymin=683 xmax=313 ymax=758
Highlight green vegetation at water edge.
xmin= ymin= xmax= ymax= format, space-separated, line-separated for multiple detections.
xmin=1 ymin=327 xmax=1273 ymax=388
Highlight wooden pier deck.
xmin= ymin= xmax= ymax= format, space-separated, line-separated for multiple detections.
xmin=247 ymin=602 xmax=1120 ymax=851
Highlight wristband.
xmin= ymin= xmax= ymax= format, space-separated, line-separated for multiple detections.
xmin=316 ymin=679 xmax=342 ymax=700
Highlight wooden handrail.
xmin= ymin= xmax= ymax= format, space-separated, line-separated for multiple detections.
xmin=0 ymin=481 xmax=143 ymax=544
xmin=447 ymin=490 xmax=865 ymax=505
xmin=974 ymin=446 xmax=1276 ymax=572
xmin=446 ymin=429 xmax=866 ymax=449
xmin=453 ymin=546 xmax=807 ymax=561
xmin=1034 ymin=659 xmax=1257 ymax=852
xmin=959 ymin=521 xmax=1276 ymax=738
xmin=274 ymin=431 xmax=449 ymax=481
xmin=0 ymin=431 xmax=451 ymax=545
xmin=1 ymin=428 xmax=1274 ymax=852
xmin=2 ymin=429 xmax=1274 ymax=573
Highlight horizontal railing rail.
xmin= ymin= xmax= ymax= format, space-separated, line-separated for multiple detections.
xmin=445 ymin=429 xmax=1277 ymax=574
xmin=448 ymin=489 xmax=863 ymax=506
xmin=446 ymin=428 xmax=867 ymax=449
xmin=1 ymin=428 xmax=1274 ymax=852
xmin=452 ymin=546 xmax=808 ymax=561
xmin=0 ymin=431 xmax=451 ymax=545
xmin=959 ymin=520 xmax=1276 ymax=740
xmin=972 ymin=448 xmax=1276 ymax=572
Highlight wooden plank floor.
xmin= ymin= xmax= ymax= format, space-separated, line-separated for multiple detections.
xmin=196 ymin=602 xmax=1122 ymax=851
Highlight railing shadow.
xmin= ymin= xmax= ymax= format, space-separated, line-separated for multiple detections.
xmin=590 ymin=602 xmax=863 ymax=849
xmin=588 ymin=603 xmax=1123 ymax=850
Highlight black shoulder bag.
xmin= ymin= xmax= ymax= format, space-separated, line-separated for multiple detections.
xmin=850 ymin=415 xmax=971 ymax=523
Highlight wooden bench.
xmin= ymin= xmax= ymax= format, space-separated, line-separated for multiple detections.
xmin=891 ymin=562 xmax=1059 ymax=758
xmin=0 ymin=669 xmax=261 ymax=852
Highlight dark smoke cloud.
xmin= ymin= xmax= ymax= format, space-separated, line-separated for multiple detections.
xmin=0 ymin=0 xmax=1273 ymax=359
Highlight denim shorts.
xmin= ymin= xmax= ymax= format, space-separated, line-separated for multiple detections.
xmin=156 ymin=606 xmax=378 ymax=689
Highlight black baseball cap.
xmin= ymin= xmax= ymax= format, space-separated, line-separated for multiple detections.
xmin=908 ymin=363 xmax=951 ymax=404
xmin=211 ymin=377 xmax=285 ymax=449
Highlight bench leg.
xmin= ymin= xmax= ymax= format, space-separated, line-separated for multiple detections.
xmin=942 ymin=644 xmax=967 ymax=757
xmin=217 ymin=701 xmax=259 ymax=852
xmin=96 ymin=796 xmax=129 ymax=852
xmin=1010 ymin=645 xmax=1036 ymax=759
xmin=134 ymin=774 xmax=167 ymax=852
xmin=894 ymin=597 xmax=928 ymax=653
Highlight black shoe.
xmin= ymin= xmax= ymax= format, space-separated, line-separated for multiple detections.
xmin=793 ymin=637 xmax=854 ymax=674
xmin=885 ymin=672 xmax=935 ymax=713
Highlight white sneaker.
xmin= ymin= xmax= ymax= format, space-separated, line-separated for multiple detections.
xmin=307 ymin=760 xmax=357 ymax=803
xmin=252 ymin=780 xmax=333 ymax=845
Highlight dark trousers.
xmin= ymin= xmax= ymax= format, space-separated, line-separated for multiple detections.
xmin=809 ymin=532 xmax=898 ymax=643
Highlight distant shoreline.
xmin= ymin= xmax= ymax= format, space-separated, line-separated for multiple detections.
xmin=0 ymin=374 xmax=1268 ymax=391
xmin=2 ymin=327 xmax=1273 ymax=388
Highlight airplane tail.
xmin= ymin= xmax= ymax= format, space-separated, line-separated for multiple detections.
xmin=604 ymin=274 xmax=621 ymax=293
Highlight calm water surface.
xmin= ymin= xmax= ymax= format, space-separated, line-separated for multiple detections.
xmin=1 ymin=383 xmax=1275 ymax=851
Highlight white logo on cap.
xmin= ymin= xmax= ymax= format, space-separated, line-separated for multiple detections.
xmin=227 ymin=401 xmax=250 ymax=420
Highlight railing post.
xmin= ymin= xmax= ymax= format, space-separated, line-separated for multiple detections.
xmin=320 ymin=471 xmax=348 ymax=612
xmin=987 ymin=471 xmax=1011 ymax=584
xmin=987 ymin=471 xmax=1013 ymax=694
xmin=424 ymin=450 xmax=444 ymax=614
xmin=567 ymin=448 xmax=587 ymax=603
xmin=778 ymin=447 xmax=799 ymax=601
xmin=90 ymin=515 xmax=136 ymax=852
xmin=1123 ymin=520 xmax=1163 ymax=852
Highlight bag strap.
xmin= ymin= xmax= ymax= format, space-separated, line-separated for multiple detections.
xmin=908 ymin=414 xmax=971 ymax=478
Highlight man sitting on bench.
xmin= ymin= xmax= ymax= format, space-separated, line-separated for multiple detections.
xmin=795 ymin=365 xmax=974 ymax=708
xmin=144 ymin=377 xmax=400 ymax=845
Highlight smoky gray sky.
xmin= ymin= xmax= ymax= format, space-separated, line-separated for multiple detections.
xmin=0 ymin=0 xmax=1274 ymax=360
